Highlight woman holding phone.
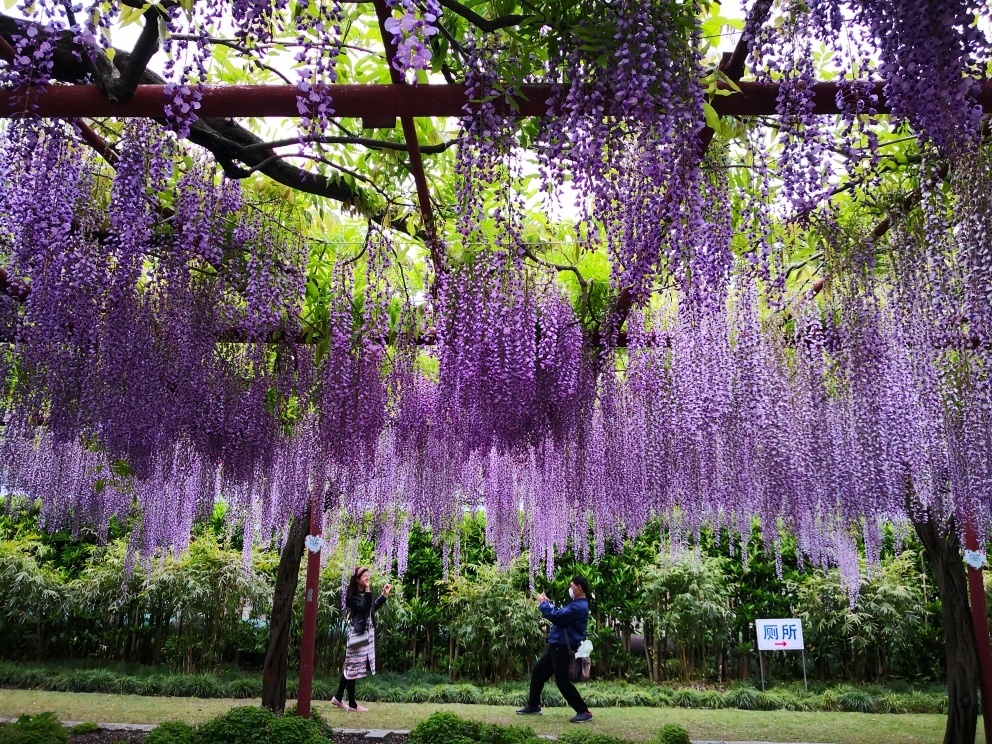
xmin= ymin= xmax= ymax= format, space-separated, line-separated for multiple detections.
xmin=330 ymin=566 xmax=392 ymax=712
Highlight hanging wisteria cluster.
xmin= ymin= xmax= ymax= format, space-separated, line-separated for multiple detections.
xmin=384 ymin=0 xmax=442 ymax=81
xmin=536 ymin=0 xmax=707 ymax=308
xmin=1 ymin=0 xmax=992 ymax=588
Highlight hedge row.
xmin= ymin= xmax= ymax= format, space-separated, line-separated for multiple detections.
xmin=1 ymin=709 xmax=691 ymax=744
xmin=409 ymin=713 xmax=691 ymax=744
xmin=0 ymin=663 xmax=949 ymax=715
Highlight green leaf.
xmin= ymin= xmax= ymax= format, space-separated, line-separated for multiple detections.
xmin=703 ymin=102 xmax=721 ymax=134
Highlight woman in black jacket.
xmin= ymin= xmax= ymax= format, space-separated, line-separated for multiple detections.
xmin=330 ymin=566 xmax=391 ymax=712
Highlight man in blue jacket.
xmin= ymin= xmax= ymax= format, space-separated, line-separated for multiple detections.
xmin=516 ymin=575 xmax=593 ymax=723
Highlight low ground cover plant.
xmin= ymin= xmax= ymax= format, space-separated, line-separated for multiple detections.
xmin=654 ymin=724 xmax=691 ymax=744
xmin=146 ymin=707 xmax=330 ymax=744
xmin=66 ymin=724 xmax=98 ymax=735
xmin=410 ymin=714 xmax=691 ymax=744
xmin=0 ymin=713 xmax=68 ymax=744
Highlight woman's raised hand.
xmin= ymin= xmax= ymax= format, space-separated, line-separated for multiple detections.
xmin=382 ymin=583 xmax=393 ymax=597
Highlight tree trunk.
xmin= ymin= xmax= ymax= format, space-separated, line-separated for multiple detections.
xmin=261 ymin=516 xmax=308 ymax=714
xmin=913 ymin=511 xmax=980 ymax=744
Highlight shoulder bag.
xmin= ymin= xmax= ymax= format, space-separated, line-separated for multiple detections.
xmin=564 ymin=630 xmax=591 ymax=683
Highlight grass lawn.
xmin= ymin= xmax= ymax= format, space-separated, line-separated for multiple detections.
xmin=0 ymin=690 xmax=984 ymax=744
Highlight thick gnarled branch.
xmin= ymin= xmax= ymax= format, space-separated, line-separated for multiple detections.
xmin=435 ymin=0 xmax=526 ymax=32
xmin=0 ymin=11 xmax=421 ymax=235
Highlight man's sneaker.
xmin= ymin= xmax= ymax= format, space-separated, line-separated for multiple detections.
xmin=570 ymin=711 xmax=594 ymax=723
xmin=516 ymin=705 xmax=542 ymax=715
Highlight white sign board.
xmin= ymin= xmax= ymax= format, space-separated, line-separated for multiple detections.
xmin=756 ymin=618 xmax=804 ymax=651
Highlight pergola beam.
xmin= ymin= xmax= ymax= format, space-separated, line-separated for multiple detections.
xmin=3 ymin=80 xmax=991 ymax=120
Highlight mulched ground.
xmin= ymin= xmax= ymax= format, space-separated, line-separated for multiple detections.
xmin=70 ymin=731 xmax=147 ymax=744
xmin=68 ymin=728 xmax=411 ymax=743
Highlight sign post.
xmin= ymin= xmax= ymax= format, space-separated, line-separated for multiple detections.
xmin=755 ymin=618 xmax=806 ymax=691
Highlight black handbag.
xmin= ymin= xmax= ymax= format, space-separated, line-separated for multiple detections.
xmin=564 ymin=633 xmax=591 ymax=683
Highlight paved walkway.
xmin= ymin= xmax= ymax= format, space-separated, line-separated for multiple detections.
xmin=3 ymin=718 xmax=834 ymax=743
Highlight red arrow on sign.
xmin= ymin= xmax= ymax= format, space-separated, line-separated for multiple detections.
xmin=774 ymin=641 xmax=788 ymax=647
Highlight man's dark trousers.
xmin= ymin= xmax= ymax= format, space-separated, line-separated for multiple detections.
xmin=527 ymin=643 xmax=588 ymax=713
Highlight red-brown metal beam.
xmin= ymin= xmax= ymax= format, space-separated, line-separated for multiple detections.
xmin=3 ymin=80 xmax=992 ymax=120
xmin=0 ymin=36 xmax=119 ymax=166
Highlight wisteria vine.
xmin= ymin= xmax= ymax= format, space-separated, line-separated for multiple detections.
xmin=0 ymin=0 xmax=991 ymax=591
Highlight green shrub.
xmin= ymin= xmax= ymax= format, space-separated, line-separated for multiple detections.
xmin=113 ymin=675 xmax=141 ymax=695
xmin=628 ymin=687 xmax=658 ymax=707
xmin=539 ymin=688 xmax=566 ymax=708
xmin=182 ymin=674 xmax=224 ymax=698
xmin=814 ymin=689 xmax=839 ymax=712
xmin=355 ymin=679 xmax=383 ymax=699
xmin=0 ymin=663 xmax=39 ymax=688
xmin=698 ymin=690 xmax=725 ymax=709
xmin=478 ymin=688 xmax=509 ymax=706
xmin=194 ymin=706 xmax=275 ymax=743
xmin=310 ymin=678 xmax=334 ymax=701
xmin=0 ymin=712 xmax=69 ymax=744
xmin=655 ymin=723 xmax=691 ymax=744
xmin=159 ymin=675 xmax=190 ymax=697
xmin=190 ymin=707 xmax=325 ymax=744
xmin=376 ymin=685 xmax=407 ymax=703
xmin=724 ymin=685 xmax=759 ymax=710
xmin=652 ymin=687 xmax=676 ymax=707
xmin=48 ymin=671 xmax=89 ymax=693
xmin=934 ymin=693 xmax=949 ymax=714
xmin=266 ymin=716 xmax=325 ymax=744
xmin=24 ymin=670 xmax=49 ymax=690
xmin=222 ymin=677 xmax=262 ymax=699
xmin=69 ymin=723 xmax=100 ymax=735
xmin=835 ymin=687 xmax=878 ymax=714
xmin=584 ymin=683 xmax=654 ymax=708
xmin=756 ymin=691 xmax=783 ymax=711
xmin=305 ymin=709 xmax=335 ymax=739
xmin=773 ymin=690 xmax=814 ymax=712
xmin=671 ymin=689 xmax=702 ymax=708
xmin=426 ymin=684 xmax=481 ymax=704
xmin=146 ymin=721 xmax=195 ymax=744
xmin=285 ymin=678 xmax=299 ymax=699
xmin=875 ymin=693 xmax=899 ymax=714
xmin=410 ymin=714 xmax=542 ymax=744
xmin=501 ymin=688 xmax=528 ymax=707
xmin=476 ymin=722 xmax=542 ymax=744
xmin=557 ymin=731 xmax=628 ymax=744
xmin=896 ymin=691 xmax=942 ymax=714
xmin=81 ymin=670 xmax=118 ymax=693
xmin=409 ymin=712 xmax=480 ymax=744
xmin=452 ymin=684 xmax=483 ymax=704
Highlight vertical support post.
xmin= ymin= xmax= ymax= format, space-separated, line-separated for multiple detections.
xmin=758 ymin=650 xmax=765 ymax=691
xmin=370 ymin=0 xmax=445 ymax=277
xmin=296 ymin=492 xmax=323 ymax=718
xmin=963 ymin=520 xmax=992 ymax=744
xmin=801 ymin=649 xmax=808 ymax=692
